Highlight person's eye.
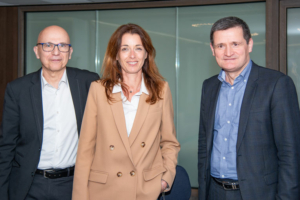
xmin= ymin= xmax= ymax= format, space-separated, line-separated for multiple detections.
xmin=45 ymin=43 xmax=52 ymax=47
xmin=135 ymin=47 xmax=143 ymax=51
xmin=233 ymin=43 xmax=239 ymax=47
xmin=217 ymin=44 xmax=223 ymax=49
xmin=60 ymin=44 xmax=66 ymax=47
xmin=121 ymin=47 xmax=129 ymax=51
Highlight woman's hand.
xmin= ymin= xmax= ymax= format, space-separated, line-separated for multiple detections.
xmin=161 ymin=180 xmax=168 ymax=192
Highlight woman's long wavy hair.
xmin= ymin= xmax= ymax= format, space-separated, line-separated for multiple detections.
xmin=101 ymin=23 xmax=165 ymax=104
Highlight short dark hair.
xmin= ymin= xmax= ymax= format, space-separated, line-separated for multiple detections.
xmin=210 ymin=16 xmax=251 ymax=45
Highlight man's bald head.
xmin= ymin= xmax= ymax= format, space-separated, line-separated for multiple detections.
xmin=37 ymin=25 xmax=71 ymax=44
xmin=33 ymin=25 xmax=73 ymax=74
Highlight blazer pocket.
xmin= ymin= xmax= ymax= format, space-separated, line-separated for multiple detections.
xmin=143 ymin=165 xmax=167 ymax=181
xmin=89 ymin=170 xmax=108 ymax=184
xmin=264 ymin=171 xmax=278 ymax=185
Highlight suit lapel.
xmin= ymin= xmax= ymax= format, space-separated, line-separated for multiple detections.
xmin=30 ymin=69 xmax=43 ymax=145
xmin=236 ymin=64 xmax=259 ymax=152
xmin=206 ymin=80 xmax=222 ymax=161
xmin=110 ymin=93 xmax=134 ymax=164
xmin=128 ymin=93 xmax=150 ymax=146
xmin=67 ymin=68 xmax=83 ymax=134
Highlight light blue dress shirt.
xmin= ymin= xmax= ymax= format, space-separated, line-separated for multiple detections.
xmin=211 ymin=60 xmax=252 ymax=180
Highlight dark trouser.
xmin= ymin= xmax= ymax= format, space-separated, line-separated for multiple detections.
xmin=25 ymin=174 xmax=73 ymax=200
xmin=208 ymin=177 xmax=243 ymax=200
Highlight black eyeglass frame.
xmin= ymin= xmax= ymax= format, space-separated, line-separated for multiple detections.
xmin=36 ymin=42 xmax=72 ymax=52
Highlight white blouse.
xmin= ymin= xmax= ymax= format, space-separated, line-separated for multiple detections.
xmin=112 ymin=76 xmax=149 ymax=136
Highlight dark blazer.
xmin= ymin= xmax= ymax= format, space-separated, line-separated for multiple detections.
xmin=198 ymin=63 xmax=300 ymax=200
xmin=0 ymin=67 xmax=99 ymax=200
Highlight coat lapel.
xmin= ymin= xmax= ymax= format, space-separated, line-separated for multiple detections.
xmin=206 ymin=80 xmax=222 ymax=162
xmin=67 ymin=68 xmax=83 ymax=134
xmin=128 ymin=93 xmax=150 ymax=146
xmin=110 ymin=93 xmax=134 ymax=164
xmin=30 ymin=69 xmax=44 ymax=145
xmin=236 ymin=64 xmax=259 ymax=152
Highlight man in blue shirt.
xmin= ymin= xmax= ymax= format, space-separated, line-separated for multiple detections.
xmin=198 ymin=16 xmax=300 ymax=200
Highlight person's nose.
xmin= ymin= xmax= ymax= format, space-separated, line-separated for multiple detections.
xmin=225 ymin=46 xmax=233 ymax=57
xmin=129 ymin=49 xmax=135 ymax=58
xmin=52 ymin=45 xmax=60 ymax=55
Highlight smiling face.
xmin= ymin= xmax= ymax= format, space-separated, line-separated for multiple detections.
xmin=210 ymin=26 xmax=253 ymax=75
xmin=33 ymin=25 xmax=73 ymax=73
xmin=116 ymin=33 xmax=147 ymax=76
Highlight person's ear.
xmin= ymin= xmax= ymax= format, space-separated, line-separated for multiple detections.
xmin=248 ymin=38 xmax=253 ymax=53
xmin=68 ymin=47 xmax=73 ymax=59
xmin=210 ymin=43 xmax=215 ymax=56
xmin=33 ymin=46 xmax=40 ymax=59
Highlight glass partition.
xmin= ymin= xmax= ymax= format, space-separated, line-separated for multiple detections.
xmin=287 ymin=8 xmax=300 ymax=104
xmin=177 ymin=2 xmax=266 ymax=187
xmin=26 ymin=11 xmax=96 ymax=74
xmin=96 ymin=8 xmax=177 ymax=104
xmin=26 ymin=2 xmax=266 ymax=187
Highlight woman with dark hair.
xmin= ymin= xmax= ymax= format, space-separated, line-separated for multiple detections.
xmin=72 ymin=23 xmax=180 ymax=200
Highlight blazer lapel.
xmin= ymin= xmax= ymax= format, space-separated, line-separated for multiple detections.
xmin=30 ymin=69 xmax=43 ymax=145
xmin=206 ymin=80 xmax=222 ymax=160
xmin=67 ymin=68 xmax=83 ymax=134
xmin=128 ymin=93 xmax=150 ymax=146
xmin=236 ymin=64 xmax=259 ymax=152
xmin=110 ymin=93 xmax=134 ymax=164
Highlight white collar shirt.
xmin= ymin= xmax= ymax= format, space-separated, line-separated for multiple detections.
xmin=112 ymin=76 xmax=149 ymax=137
xmin=38 ymin=69 xmax=78 ymax=169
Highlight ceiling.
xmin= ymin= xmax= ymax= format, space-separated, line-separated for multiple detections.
xmin=0 ymin=0 xmax=147 ymax=6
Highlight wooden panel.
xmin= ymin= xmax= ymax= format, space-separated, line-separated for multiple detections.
xmin=280 ymin=1 xmax=288 ymax=74
xmin=0 ymin=7 xmax=18 ymax=123
xmin=266 ymin=0 xmax=279 ymax=71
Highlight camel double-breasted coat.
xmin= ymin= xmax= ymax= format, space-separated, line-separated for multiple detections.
xmin=72 ymin=81 xmax=180 ymax=200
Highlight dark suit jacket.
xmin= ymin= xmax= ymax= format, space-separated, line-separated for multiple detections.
xmin=198 ymin=63 xmax=300 ymax=200
xmin=0 ymin=67 xmax=99 ymax=200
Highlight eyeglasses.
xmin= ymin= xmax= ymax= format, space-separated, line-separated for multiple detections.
xmin=36 ymin=43 xmax=72 ymax=52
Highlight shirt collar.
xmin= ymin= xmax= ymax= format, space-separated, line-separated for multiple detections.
xmin=41 ymin=68 xmax=68 ymax=89
xmin=112 ymin=74 xmax=149 ymax=95
xmin=218 ymin=59 xmax=252 ymax=83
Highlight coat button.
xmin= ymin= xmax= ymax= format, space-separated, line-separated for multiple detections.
xmin=141 ymin=142 xmax=145 ymax=148
xmin=117 ymin=172 xmax=122 ymax=177
xmin=110 ymin=145 xmax=115 ymax=150
xmin=130 ymin=171 xmax=135 ymax=176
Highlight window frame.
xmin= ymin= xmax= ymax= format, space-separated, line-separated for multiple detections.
xmin=18 ymin=0 xmax=279 ymax=77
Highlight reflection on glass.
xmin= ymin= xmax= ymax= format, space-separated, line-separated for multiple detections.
xmin=287 ymin=8 xmax=300 ymax=105
xmin=26 ymin=11 xmax=96 ymax=74
xmin=97 ymin=8 xmax=176 ymax=103
xmin=25 ymin=2 xmax=266 ymax=188
xmin=178 ymin=2 xmax=265 ymax=186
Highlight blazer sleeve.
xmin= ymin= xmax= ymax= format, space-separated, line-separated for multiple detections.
xmin=0 ymin=83 xmax=20 ymax=200
xmin=72 ymin=82 xmax=98 ymax=200
xmin=198 ymin=80 xmax=208 ymax=200
xmin=160 ymin=82 xmax=180 ymax=191
xmin=271 ymin=75 xmax=300 ymax=200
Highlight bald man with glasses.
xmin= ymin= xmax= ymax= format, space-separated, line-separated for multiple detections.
xmin=0 ymin=25 xmax=99 ymax=200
